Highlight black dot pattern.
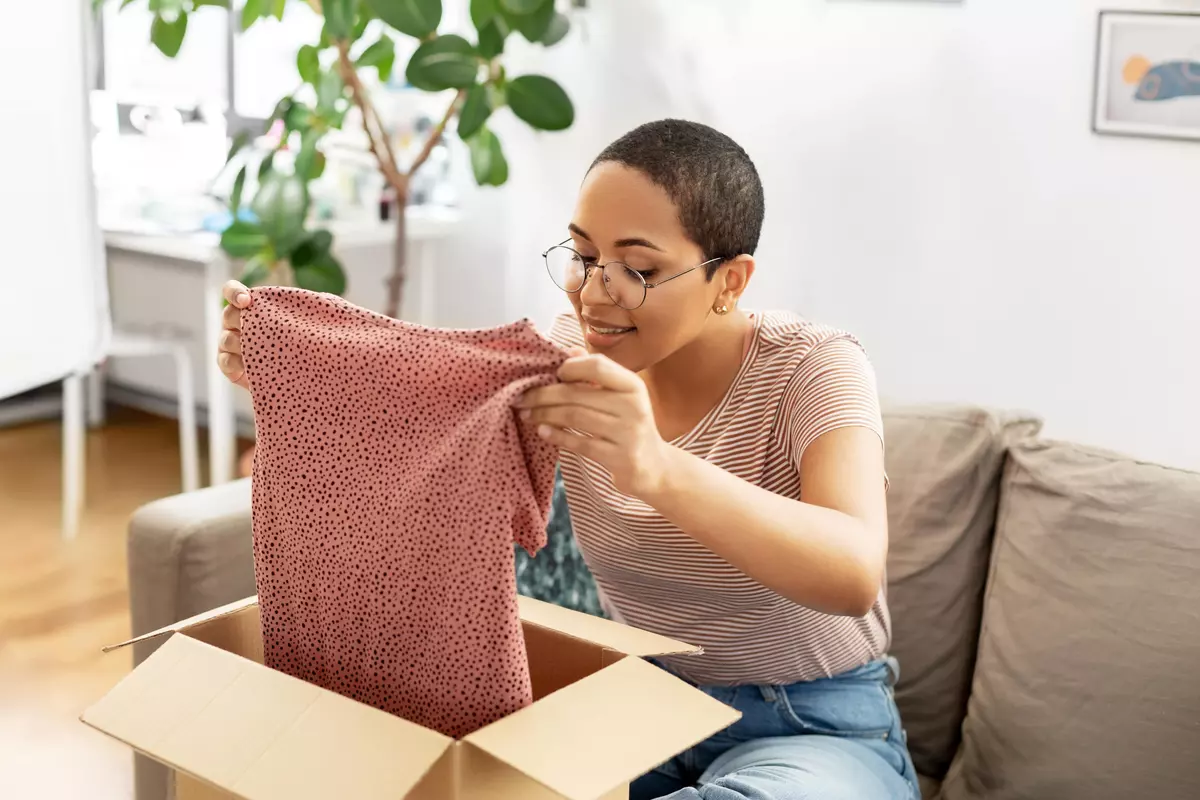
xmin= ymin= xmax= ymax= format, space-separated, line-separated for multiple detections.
xmin=240 ymin=287 xmax=565 ymax=738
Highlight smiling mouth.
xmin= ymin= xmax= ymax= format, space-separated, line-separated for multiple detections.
xmin=587 ymin=324 xmax=636 ymax=335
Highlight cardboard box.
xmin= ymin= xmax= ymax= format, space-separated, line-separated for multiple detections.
xmin=83 ymin=595 xmax=741 ymax=800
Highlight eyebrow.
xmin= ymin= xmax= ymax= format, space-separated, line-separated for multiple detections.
xmin=567 ymin=223 xmax=665 ymax=253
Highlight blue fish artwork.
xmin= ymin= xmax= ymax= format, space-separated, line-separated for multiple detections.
xmin=1123 ymin=55 xmax=1200 ymax=101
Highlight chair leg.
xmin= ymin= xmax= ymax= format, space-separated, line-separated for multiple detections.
xmin=173 ymin=346 xmax=201 ymax=493
xmin=86 ymin=361 xmax=107 ymax=428
xmin=62 ymin=374 xmax=86 ymax=540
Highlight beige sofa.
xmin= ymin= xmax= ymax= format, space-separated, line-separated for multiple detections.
xmin=125 ymin=405 xmax=1200 ymax=800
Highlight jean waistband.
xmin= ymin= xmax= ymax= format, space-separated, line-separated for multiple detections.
xmin=652 ymin=656 xmax=900 ymax=696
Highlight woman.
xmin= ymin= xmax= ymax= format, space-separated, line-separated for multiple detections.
xmin=217 ymin=119 xmax=919 ymax=800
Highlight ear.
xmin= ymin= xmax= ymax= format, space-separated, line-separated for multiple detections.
xmin=716 ymin=255 xmax=755 ymax=310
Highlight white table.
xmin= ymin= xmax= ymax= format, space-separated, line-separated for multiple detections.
xmin=104 ymin=207 xmax=461 ymax=486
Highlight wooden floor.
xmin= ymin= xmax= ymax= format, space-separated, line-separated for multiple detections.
xmin=0 ymin=407 xmax=239 ymax=799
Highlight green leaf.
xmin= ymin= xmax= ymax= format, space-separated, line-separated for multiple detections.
xmin=476 ymin=19 xmax=506 ymax=59
xmin=221 ymin=220 xmax=270 ymax=259
xmin=238 ymin=256 xmax=271 ymax=287
xmin=467 ymin=127 xmax=508 ymax=186
xmin=294 ymin=252 xmax=346 ymax=294
xmin=352 ymin=5 xmax=375 ymax=40
xmin=356 ymin=35 xmax=395 ymax=76
xmin=457 ymin=84 xmax=492 ymax=139
xmin=150 ymin=0 xmax=184 ymax=15
xmin=240 ymin=0 xmax=262 ymax=31
xmin=539 ymin=11 xmax=568 ymax=46
xmin=227 ymin=130 xmax=250 ymax=163
xmin=316 ymin=70 xmax=344 ymax=113
xmin=192 ymin=0 xmax=232 ymax=8
xmin=257 ymin=150 xmax=276 ymax=182
xmin=469 ymin=0 xmax=497 ymax=28
xmin=252 ymin=172 xmax=309 ymax=253
xmin=271 ymin=0 xmax=286 ymax=20
xmin=507 ymin=74 xmax=573 ymax=131
xmin=297 ymin=44 xmax=320 ymax=85
xmin=289 ymin=229 xmax=333 ymax=268
xmin=150 ymin=11 xmax=188 ymax=58
xmin=323 ymin=0 xmax=356 ymax=39
xmin=311 ymin=150 xmax=327 ymax=179
xmin=365 ymin=0 xmax=441 ymax=39
xmin=294 ymin=128 xmax=324 ymax=180
xmin=230 ymin=165 xmax=247 ymax=213
xmin=499 ymin=0 xmax=545 ymax=13
xmin=284 ymin=101 xmax=314 ymax=132
xmin=405 ymin=35 xmax=479 ymax=91
xmin=502 ymin=0 xmax=552 ymax=42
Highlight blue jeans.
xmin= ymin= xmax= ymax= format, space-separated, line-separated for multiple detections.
xmin=633 ymin=659 xmax=920 ymax=800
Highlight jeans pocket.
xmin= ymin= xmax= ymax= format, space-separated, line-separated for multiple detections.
xmin=774 ymin=675 xmax=897 ymax=740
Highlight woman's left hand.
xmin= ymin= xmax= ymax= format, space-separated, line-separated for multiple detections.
xmin=518 ymin=348 xmax=671 ymax=499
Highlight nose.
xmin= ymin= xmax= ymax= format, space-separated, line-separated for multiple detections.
xmin=579 ymin=264 xmax=615 ymax=307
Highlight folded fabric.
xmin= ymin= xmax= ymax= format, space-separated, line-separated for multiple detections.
xmin=240 ymin=287 xmax=566 ymax=738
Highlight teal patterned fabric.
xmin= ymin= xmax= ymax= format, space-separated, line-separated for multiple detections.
xmin=514 ymin=466 xmax=608 ymax=618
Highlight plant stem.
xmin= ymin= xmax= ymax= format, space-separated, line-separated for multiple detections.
xmin=408 ymin=89 xmax=465 ymax=178
xmin=387 ymin=187 xmax=409 ymax=320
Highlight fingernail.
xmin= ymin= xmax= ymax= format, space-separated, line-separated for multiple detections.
xmin=519 ymin=409 xmax=531 ymax=420
xmin=237 ymin=292 xmax=250 ymax=306
xmin=537 ymin=424 xmax=551 ymax=439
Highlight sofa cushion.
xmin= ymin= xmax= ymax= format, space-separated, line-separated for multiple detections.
xmin=882 ymin=405 xmax=1041 ymax=779
xmin=940 ymin=440 xmax=1200 ymax=800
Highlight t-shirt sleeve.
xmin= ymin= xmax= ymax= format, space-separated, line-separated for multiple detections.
xmin=779 ymin=335 xmax=885 ymax=469
xmin=546 ymin=312 xmax=585 ymax=350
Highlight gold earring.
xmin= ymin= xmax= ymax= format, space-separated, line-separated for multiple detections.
xmin=714 ymin=304 xmax=730 ymax=315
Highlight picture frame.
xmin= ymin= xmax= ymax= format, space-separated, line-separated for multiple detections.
xmin=1093 ymin=11 xmax=1200 ymax=142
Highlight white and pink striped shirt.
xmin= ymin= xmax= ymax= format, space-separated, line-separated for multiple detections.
xmin=549 ymin=310 xmax=890 ymax=685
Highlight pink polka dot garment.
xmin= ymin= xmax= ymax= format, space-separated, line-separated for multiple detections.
xmin=240 ymin=287 xmax=566 ymax=738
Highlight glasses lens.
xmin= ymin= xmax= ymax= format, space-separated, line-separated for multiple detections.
xmin=604 ymin=263 xmax=647 ymax=310
xmin=545 ymin=246 xmax=586 ymax=292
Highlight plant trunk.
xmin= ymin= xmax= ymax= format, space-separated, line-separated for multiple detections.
xmin=384 ymin=185 xmax=408 ymax=320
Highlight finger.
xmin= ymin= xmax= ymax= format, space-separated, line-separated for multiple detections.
xmin=219 ymin=330 xmax=242 ymax=356
xmin=223 ymin=280 xmax=252 ymax=308
xmin=557 ymin=354 xmax=641 ymax=392
xmin=565 ymin=346 xmax=587 ymax=357
xmin=222 ymin=303 xmax=242 ymax=330
xmin=218 ymin=352 xmax=245 ymax=382
xmin=517 ymin=383 xmax=626 ymax=416
xmin=536 ymin=424 xmax=613 ymax=462
xmin=520 ymin=405 xmax=621 ymax=444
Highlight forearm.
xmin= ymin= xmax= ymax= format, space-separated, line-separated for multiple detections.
xmin=641 ymin=445 xmax=884 ymax=616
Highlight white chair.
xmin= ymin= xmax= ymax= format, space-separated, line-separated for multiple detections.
xmin=61 ymin=330 xmax=200 ymax=540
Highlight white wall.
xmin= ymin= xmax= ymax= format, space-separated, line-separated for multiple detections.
xmin=487 ymin=0 xmax=1200 ymax=470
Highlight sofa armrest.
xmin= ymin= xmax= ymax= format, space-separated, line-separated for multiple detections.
xmin=126 ymin=478 xmax=255 ymax=800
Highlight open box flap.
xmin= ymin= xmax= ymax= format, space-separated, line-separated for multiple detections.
xmin=82 ymin=633 xmax=452 ymax=800
xmin=102 ymin=595 xmax=260 ymax=652
xmin=517 ymin=596 xmax=700 ymax=657
xmin=463 ymin=656 xmax=741 ymax=800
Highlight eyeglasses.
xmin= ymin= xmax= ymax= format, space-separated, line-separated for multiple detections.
xmin=542 ymin=240 xmax=722 ymax=311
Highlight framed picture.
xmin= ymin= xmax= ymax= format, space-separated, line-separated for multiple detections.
xmin=1093 ymin=11 xmax=1200 ymax=142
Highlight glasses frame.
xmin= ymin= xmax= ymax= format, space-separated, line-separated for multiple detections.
xmin=542 ymin=239 xmax=723 ymax=310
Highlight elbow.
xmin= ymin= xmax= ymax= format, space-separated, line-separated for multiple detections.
xmin=841 ymin=579 xmax=879 ymax=618
xmin=829 ymin=553 xmax=885 ymax=618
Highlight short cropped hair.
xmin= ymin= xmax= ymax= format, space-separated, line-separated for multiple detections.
xmin=590 ymin=119 xmax=765 ymax=277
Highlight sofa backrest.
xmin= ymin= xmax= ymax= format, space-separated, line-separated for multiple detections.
xmin=882 ymin=405 xmax=1042 ymax=779
xmin=939 ymin=439 xmax=1200 ymax=800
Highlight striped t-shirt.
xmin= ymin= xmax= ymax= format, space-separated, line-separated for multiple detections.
xmin=548 ymin=310 xmax=891 ymax=686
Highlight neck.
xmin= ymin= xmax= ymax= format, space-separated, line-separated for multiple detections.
xmin=640 ymin=310 xmax=753 ymax=431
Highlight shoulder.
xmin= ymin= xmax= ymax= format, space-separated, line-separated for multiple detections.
xmin=752 ymin=310 xmax=872 ymax=373
xmin=545 ymin=312 xmax=585 ymax=350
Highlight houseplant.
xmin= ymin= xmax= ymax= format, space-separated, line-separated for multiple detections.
xmin=101 ymin=0 xmax=577 ymax=318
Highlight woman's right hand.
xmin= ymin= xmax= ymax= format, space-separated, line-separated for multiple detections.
xmin=218 ymin=280 xmax=253 ymax=390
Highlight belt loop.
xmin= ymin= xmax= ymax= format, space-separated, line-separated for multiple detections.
xmin=759 ymin=685 xmax=778 ymax=702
